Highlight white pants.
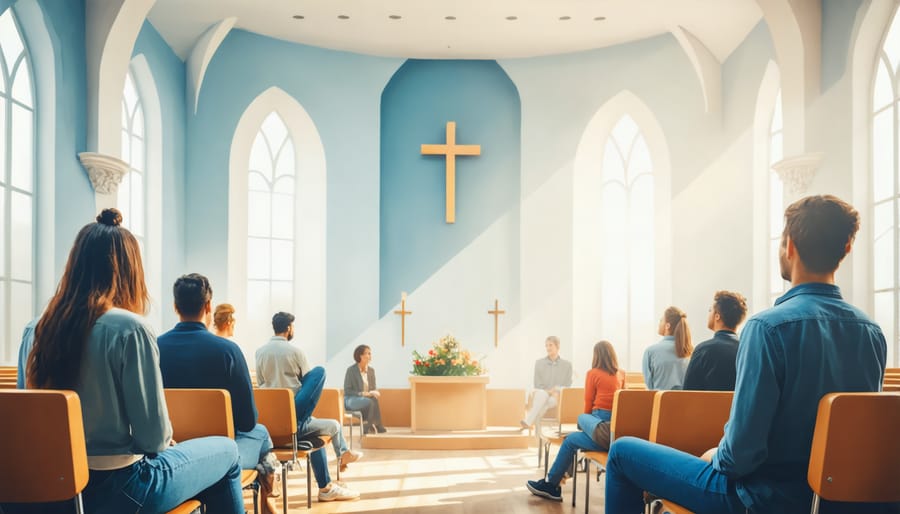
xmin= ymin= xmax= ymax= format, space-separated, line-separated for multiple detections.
xmin=524 ymin=389 xmax=558 ymax=426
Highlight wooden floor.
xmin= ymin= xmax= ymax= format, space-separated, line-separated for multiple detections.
xmin=251 ymin=445 xmax=607 ymax=514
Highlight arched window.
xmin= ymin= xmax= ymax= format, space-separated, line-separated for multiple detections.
xmin=872 ymin=9 xmax=900 ymax=367
xmin=599 ymin=115 xmax=655 ymax=367
xmin=0 ymin=9 xmax=35 ymax=363
xmin=768 ymin=91 xmax=787 ymax=304
xmin=119 ymin=70 xmax=145 ymax=250
xmin=246 ymin=112 xmax=296 ymax=323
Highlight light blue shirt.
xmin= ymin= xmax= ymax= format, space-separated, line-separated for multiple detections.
xmin=18 ymin=308 xmax=173 ymax=458
xmin=713 ymin=283 xmax=886 ymax=513
xmin=642 ymin=336 xmax=689 ymax=390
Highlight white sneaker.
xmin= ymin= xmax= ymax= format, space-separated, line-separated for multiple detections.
xmin=318 ymin=482 xmax=360 ymax=502
xmin=339 ymin=450 xmax=363 ymax=472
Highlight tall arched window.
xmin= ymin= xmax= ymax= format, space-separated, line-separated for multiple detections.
xmin=768 ymin=91 xmax=787 ymax=304
xmin=0 ymin=9 xmax=35 ymax=363
xmin=599 ymin=115 xmax=655 ymax=367
xmin=246 ymin=112 xmax=296 ymax=323
xmin=119 ymin=70 xmax=145 ymax=250
xmin=872 ymin=9 xmax=900 ymax=367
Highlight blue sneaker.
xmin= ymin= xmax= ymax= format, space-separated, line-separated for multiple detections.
xmin=526 ymin=478 xmax=562 ymax=502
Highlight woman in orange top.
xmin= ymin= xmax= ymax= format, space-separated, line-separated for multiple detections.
xmin=527 ymin=340 xmax=625 ymax=502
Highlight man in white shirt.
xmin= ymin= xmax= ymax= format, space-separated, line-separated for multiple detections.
xmin=521 ymin=336 xmax=574 ymax=429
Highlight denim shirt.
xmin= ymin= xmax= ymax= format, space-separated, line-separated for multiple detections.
xmin=642 ymin=336 xmax=690 ymax=390
xmin=712 ymin=283 xmax=886 ymax=513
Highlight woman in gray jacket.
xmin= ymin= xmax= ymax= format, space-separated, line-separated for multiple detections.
xmin=343 ymin=345 xmax=386 ymax=433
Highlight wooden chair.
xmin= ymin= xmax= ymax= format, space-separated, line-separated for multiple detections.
xmin=807 ymin=392 xmax=900 ymax=513
xmin=645 ymin=390 xmax=734 ymax=514
xmin=311 ymin=388 xmax=348 ymax=479
xmin=164 ymin=389 xmax=259 ymax=514
xmin=579 ymin=389 xmax=657 ymax=513
xmin=624 ymin=372 xmax=647 ymax=390
xmin=528 ymin=389 xmax=560 ymax=467
xmin=538 ymin=387 xmax=583 ymax=477
xmin=0 ymin=389 xmax=200 ymax=514
xmin=255 ymin=387 xmax=331 ymax=512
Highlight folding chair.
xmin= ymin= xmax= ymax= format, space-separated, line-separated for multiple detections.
xmin=0 ymin=389 xmax=200 ymax=514
xmin=807 ymin=392 xmax=900 ymax=514
xmin=164 ymin=388 xmax=259 ymax=514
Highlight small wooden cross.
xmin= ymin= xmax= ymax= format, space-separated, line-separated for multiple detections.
xmin=420 ymin=121 xmax=481 ymax=224
xmin=394 ymin=292 xmax=412 ymax=347
xmin=488 ymin=299 xmax=506 ymax=348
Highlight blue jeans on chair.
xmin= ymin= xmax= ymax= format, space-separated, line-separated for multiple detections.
xmin=83 ymin=435 xmax=243 ymax=514
xmin=294 ymin=366 xmax=326 ymax=433
xmin=604 ymin=436 xmax=746 ymax=514
xmin=546 ymin=409 xmax=611 ymax=486
xmin=236 ymin=423 xmax=274 ymax=470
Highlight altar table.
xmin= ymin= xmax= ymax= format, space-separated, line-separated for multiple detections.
xmin=408 ymin=375 xmax=490 ymax=432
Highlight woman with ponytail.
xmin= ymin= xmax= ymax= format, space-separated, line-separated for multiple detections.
xmin=642 ymin=306 xmax=693 ymax=390
xmin=17 ymin=209 xmax=243 ymax=514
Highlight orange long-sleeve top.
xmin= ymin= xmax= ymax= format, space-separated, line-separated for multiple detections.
xmin=584 ymin=368 xmax=625 ymax=413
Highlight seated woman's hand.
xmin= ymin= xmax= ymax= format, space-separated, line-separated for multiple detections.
xmin=369 ymin=390 xmax=381 ymax=399
xmin=700 ymin=447 xmax=716 ymax=463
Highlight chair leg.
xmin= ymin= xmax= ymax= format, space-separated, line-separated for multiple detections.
xmin=281 ymin=462 xmax=289 ymax=514
xmin=251 ymin=482 xmax=259 ymax=514
xmin=306 ymin=455 xmax=312 ymax=509
xmin=571 ymin=453 xmax=578 ymax=507
xmin=75 ymin=493 xmax=85 ymax=514
xmin=810 ymin=493 xmax=821 ymax=514
xmin=584 ymin=459 xmax=590 ymax=514
xmin=336 ymin=450 xmax=341 ymax=482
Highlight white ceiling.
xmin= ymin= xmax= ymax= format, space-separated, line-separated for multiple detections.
xmin=148 ymin=0 xmax=763 ymax=62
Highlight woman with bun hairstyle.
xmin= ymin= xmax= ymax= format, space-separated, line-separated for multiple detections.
xmin=213 ymin=303 xmax=236 ymax=338
xmin=526 ymin=340 xmax=626 ymax=502
xmin=18 ymin=209 xmax=244 ymax=513
xmin=642 ymin=306 xmax=693 ymax=390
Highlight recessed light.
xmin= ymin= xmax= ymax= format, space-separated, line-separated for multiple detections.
xmin=559 ymin=16 xmax=571 ymax=21
xmin=389 ymin=14 xmax=402 ymax=20
xmin=292 ymin=15 xmax=304 ymax=20
xmin=445 ymin=15 xmax=456 ymax=20
xmin=594 ymin=16 xmax=606 ymax=21
xmin=505 ymin=15 xmax=517 ymax=21
xmin=337 ymin=14 xmax=350 ymax=20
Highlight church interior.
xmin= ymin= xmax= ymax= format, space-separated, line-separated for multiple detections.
xmin=1 ymin=0 xmax=899 ymax=513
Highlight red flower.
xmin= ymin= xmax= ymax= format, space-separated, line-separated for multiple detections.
xmin=428 ymin=349 xmax=435 ymax=356
xmin=424 ymin=362 xmax=430 ymax=367
xmin=414 ymin=360 xmax=421 ymax=365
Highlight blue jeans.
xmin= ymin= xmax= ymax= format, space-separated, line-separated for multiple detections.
xmin=294 ymin=366 xmax=326 ymax=433
xmin=345 ymin=395 xmax=383 ymax=427
xmin=604 ymin=437 xmax=745 ymax=514
xmin=83 ymin=436 xmax=243 ymax=514
xmin=547 ymin=409 xmax=610 ymax=485
xmin=236 ymin=423 xmax=274 ymax=470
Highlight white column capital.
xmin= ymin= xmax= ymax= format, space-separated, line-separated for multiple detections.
xmin=772 ymin=152 xmax=823 ymax=196
xmin=79 ymin=152 xmax=128 ymax=194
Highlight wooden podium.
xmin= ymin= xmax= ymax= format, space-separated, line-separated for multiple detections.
xmin=409 ymin=375 xmax=489 ymax=432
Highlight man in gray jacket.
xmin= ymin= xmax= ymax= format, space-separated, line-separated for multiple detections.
xmin=521 ymin=336 xmax=574 ymax=429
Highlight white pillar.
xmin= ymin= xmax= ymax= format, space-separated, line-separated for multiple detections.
xmin=78 ymin=151 xmax=129 ymax=211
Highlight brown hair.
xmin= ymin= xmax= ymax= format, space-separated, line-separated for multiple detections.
xmin=353 ymin=344 xmax=371 ymax=363
xmin=713 ymin=290 xmax=748 ymax=329
xmin=591 ymin=340 xmax=619 ymax=375
xmin=213 ymin=303 xmax=235 ymax=330
xmin=664 ymin=306 xmax=693 ymax=358
xmin=782 ymin=195 xmax=860 ymax=274
xmin=28 ymin=209 xmax=149 ymax=389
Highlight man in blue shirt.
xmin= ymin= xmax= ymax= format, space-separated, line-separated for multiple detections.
xmin=158 ymin=273 xmax=280 ymax=513
xmin=603 ymin=195 xmax=889 ymax=514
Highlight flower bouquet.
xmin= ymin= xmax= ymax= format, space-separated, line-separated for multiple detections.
xmin=411 ymin=334 xmax=486 ymax=376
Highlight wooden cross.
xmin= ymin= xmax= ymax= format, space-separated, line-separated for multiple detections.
xmin=420 ymin=121 xmax=481 ymax=224
xmin=394 ymin=292 xmax=412 ymax=347
xmin=488 ymin=299 xmax=506 ymax=348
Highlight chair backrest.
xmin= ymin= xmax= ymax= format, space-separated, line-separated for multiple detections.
xmin=164 ymin=389 xmax=234 ymax=441
xmin=0 ymin=390 xmax=89 ymax=503
xmin=808 ymin=392 xmax=900 ymax=503
xmin=558 ymin=387 xmax=584 ymax=426
xmin=610 ymin=389 xmax=657 ymax=442
xmin=649 ymin=390 xmax=733 ymax=457
xmin=312 ymin=388 xmax=344 ymax=421
xmin=253 ymin=388 xmax=297 ymax=447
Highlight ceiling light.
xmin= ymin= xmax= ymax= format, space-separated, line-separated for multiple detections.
xmin=389 ymin=15 xmax=402 ymax=20
xmin=559 ymin=16 xmax=571 ymax=21
xmin=505 ymin=16 xmax=517 ymax=21
xmin=337 ymin=15 xmax=350 ymax=20
xmin=445 ymin=15 xmax=456 ymax=20
xmin=594 ymin=16 xmax=606 ymax=21
xmin=292 ymin=15 xmax=304 ymax=20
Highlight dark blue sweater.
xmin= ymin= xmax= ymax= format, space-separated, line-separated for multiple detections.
xmin=157 ymin=321 xmax=258 ymax=433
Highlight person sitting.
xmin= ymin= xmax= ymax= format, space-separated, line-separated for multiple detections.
xmin=13 ymin=209 xmax=243 ymax=513
xmin=604 ymin=195 xmax=893 ymax=514
xmin=213 ymin=302 xmax=236 ymax=339
xmin=642 ymin=307 xmax=693 ymax=390
xmin=682 ymin=290 xmax=748 ymax=391
xmin=157 ymin=274 xmax=280 ymax=513
xmin=526 ymin=340 xmax=625 ymax=502
xmin=520 ymin=335 xmax=573 ymax=429
xmin=256 ymin=312 xmax=361 ymax=501
xmin=343 ymin=344 xmax=386 ymax=434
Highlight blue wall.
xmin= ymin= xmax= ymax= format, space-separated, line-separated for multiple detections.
xmin=379 ymin=60 xmax=521 ymax=316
